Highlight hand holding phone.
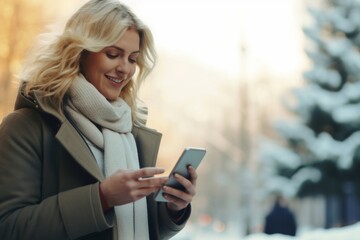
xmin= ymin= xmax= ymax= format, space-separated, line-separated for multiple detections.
xmin=153 ymin=147 xmax=206 ymax=202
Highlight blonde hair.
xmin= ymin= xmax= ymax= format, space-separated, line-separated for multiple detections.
xmin=22 ymin=0 xmax=156 ymax=125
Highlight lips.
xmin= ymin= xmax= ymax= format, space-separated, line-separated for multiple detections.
xmin=105 ymin=75 xmax=123 ymax=84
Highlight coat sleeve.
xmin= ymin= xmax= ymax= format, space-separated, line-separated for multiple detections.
xmin=157 ymin=202 xmax=191 ymax=239
xmin=146 ymin=192 xmax=191 ymax=240
xmin=0 ymin=110 xmax=113 ymax=240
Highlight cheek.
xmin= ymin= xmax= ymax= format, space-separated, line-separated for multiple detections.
xmin=123 ymin=68 xmax=136 ymax=88
xmin=126 ymin=67 xmax=136 ymax=83
xmin=127 ymin=65 xmax=137 ymax=80
xmin=82 ymin=56 xmax=106 ymax=78
xmin=130 ymin=67 xmax=136 ymax=77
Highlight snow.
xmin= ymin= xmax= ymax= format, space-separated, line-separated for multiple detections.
xmin=341 ymin=47 xmax=360 ymax=75
xmin=303 ymin=68 xmax=341 ymax=88
xmin=259 ymin=113 xmax=360 ymax=194
xmin=328 ymin=8 xmax=356 ymax=33
xmin=173 ymin=222 xmax=360 ymax=240
xmin=261 ymin=168 xmax=322 ymax=198
xmin=308 ymin=84 xmax=346 ymax=112
xmin=304 ymin=49 xmax=330 ymax=67
xmin=337 ymin=131 xmax=360 ymax=169
xmin=260 ymin=140 xmax=302 ymax=169
xmin=290 ymin=168 xmax=322 ymax=190
xmin=274 ymin=121 xmax=314 ymax=141
xmin=310 ymin=132 xmax=339 ymax=160
xmin=243 ymin=222 xmax=360 ymax=240
xmin=333 ymin=103 xmax=360 ymax=124
xmin=324 ymin=38 xmax=350 ymax=58
xmin=342 ymin=81 xmax=360 ymax=101
xmin=264 ymin=176 xmax=297 ymax=198
xmin=287 ymin=81 xmax=360 ymax=126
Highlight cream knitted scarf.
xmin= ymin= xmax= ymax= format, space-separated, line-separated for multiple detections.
xmin=65 ymin=74 xmax=149 ymax=240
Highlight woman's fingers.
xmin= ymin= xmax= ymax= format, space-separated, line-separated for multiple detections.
xmin=138 ymin=176 xmax=168 ymax=189
xmin=133 ymin=167 xmax=165 ymax=179
xmin=133 ymin=167 xmax=168 ymax=189
xmin=163 ymin=185 xmax=192 ymax=202
xmin=161 ymin=166 xmax=199 ymax=211
xmin=101 ymin=167 xmax=168 ymax=206
xmin=188 ymin=166 xmax=198 ymax=185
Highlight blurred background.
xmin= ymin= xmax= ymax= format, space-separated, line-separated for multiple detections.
xmin=2 ymin=0 xmax=360 ymax=239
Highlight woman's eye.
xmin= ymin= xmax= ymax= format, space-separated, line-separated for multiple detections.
xmin=106 ymin=53 xmax=118 ymax=59
xmin=129 ymin=58 xmax=137 ymax=63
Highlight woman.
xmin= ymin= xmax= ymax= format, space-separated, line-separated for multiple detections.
xmin=0 ymin=0 xmax=197 ymax=239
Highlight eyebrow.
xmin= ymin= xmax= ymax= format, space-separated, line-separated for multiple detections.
xmin=108 ymin=45 xmax=140 ymax=54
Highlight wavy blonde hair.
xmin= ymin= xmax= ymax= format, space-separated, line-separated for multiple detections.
xmin=21 ymin=0 xmax=156 ymax=125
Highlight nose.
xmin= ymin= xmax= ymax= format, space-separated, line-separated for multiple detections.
xmin=116 ymin=58 xmax=130 ymax=76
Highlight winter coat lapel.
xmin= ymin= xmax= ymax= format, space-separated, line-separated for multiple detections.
xmin=55 ymin=119 xmax=104 ymax=181
xmin=31 ymin=90 xmax=104 ymax=181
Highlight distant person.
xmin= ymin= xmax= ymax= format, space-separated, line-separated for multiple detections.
xmin=264 ymin=194 xmax=297 ymax=236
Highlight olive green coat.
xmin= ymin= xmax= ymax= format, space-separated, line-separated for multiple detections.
xmin=0 ymin=89 xmax=190 ymax=240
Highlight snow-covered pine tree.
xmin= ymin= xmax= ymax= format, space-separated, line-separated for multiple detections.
xmin=260 ymin=0 xmax=360 ymax=227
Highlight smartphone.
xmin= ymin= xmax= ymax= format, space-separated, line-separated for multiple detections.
xmin=153 ymin=147 xmax=206 ymax=202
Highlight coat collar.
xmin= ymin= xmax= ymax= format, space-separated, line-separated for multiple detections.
xmin=56 ymin=119 xmax=105 ymax=181
xmin=15 ymin=85 xmax=104 ymax=181
xmin=36 ymin=91 xmax=105 ymax=181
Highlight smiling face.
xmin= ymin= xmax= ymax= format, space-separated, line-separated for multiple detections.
xmin=80 ymin=28 xmax=140 ymax=101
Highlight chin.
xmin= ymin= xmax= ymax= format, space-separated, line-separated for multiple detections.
xmin=105 ymin=96 xmax=118 ymax=102
xmin=102 ymin=90 xmax=121 ymax=102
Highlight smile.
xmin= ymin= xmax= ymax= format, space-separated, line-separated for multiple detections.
xmin=105 ymin=75 xmax=123 ymax=84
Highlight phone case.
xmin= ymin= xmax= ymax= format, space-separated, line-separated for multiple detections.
xmin=153 ymin=147 xmax=206 ymax=202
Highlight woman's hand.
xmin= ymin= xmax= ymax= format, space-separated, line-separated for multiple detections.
xmin=99 ymin=167 xmax=168 ymax=209
xmin=163 ymin=165 xmax=198 ymax=211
